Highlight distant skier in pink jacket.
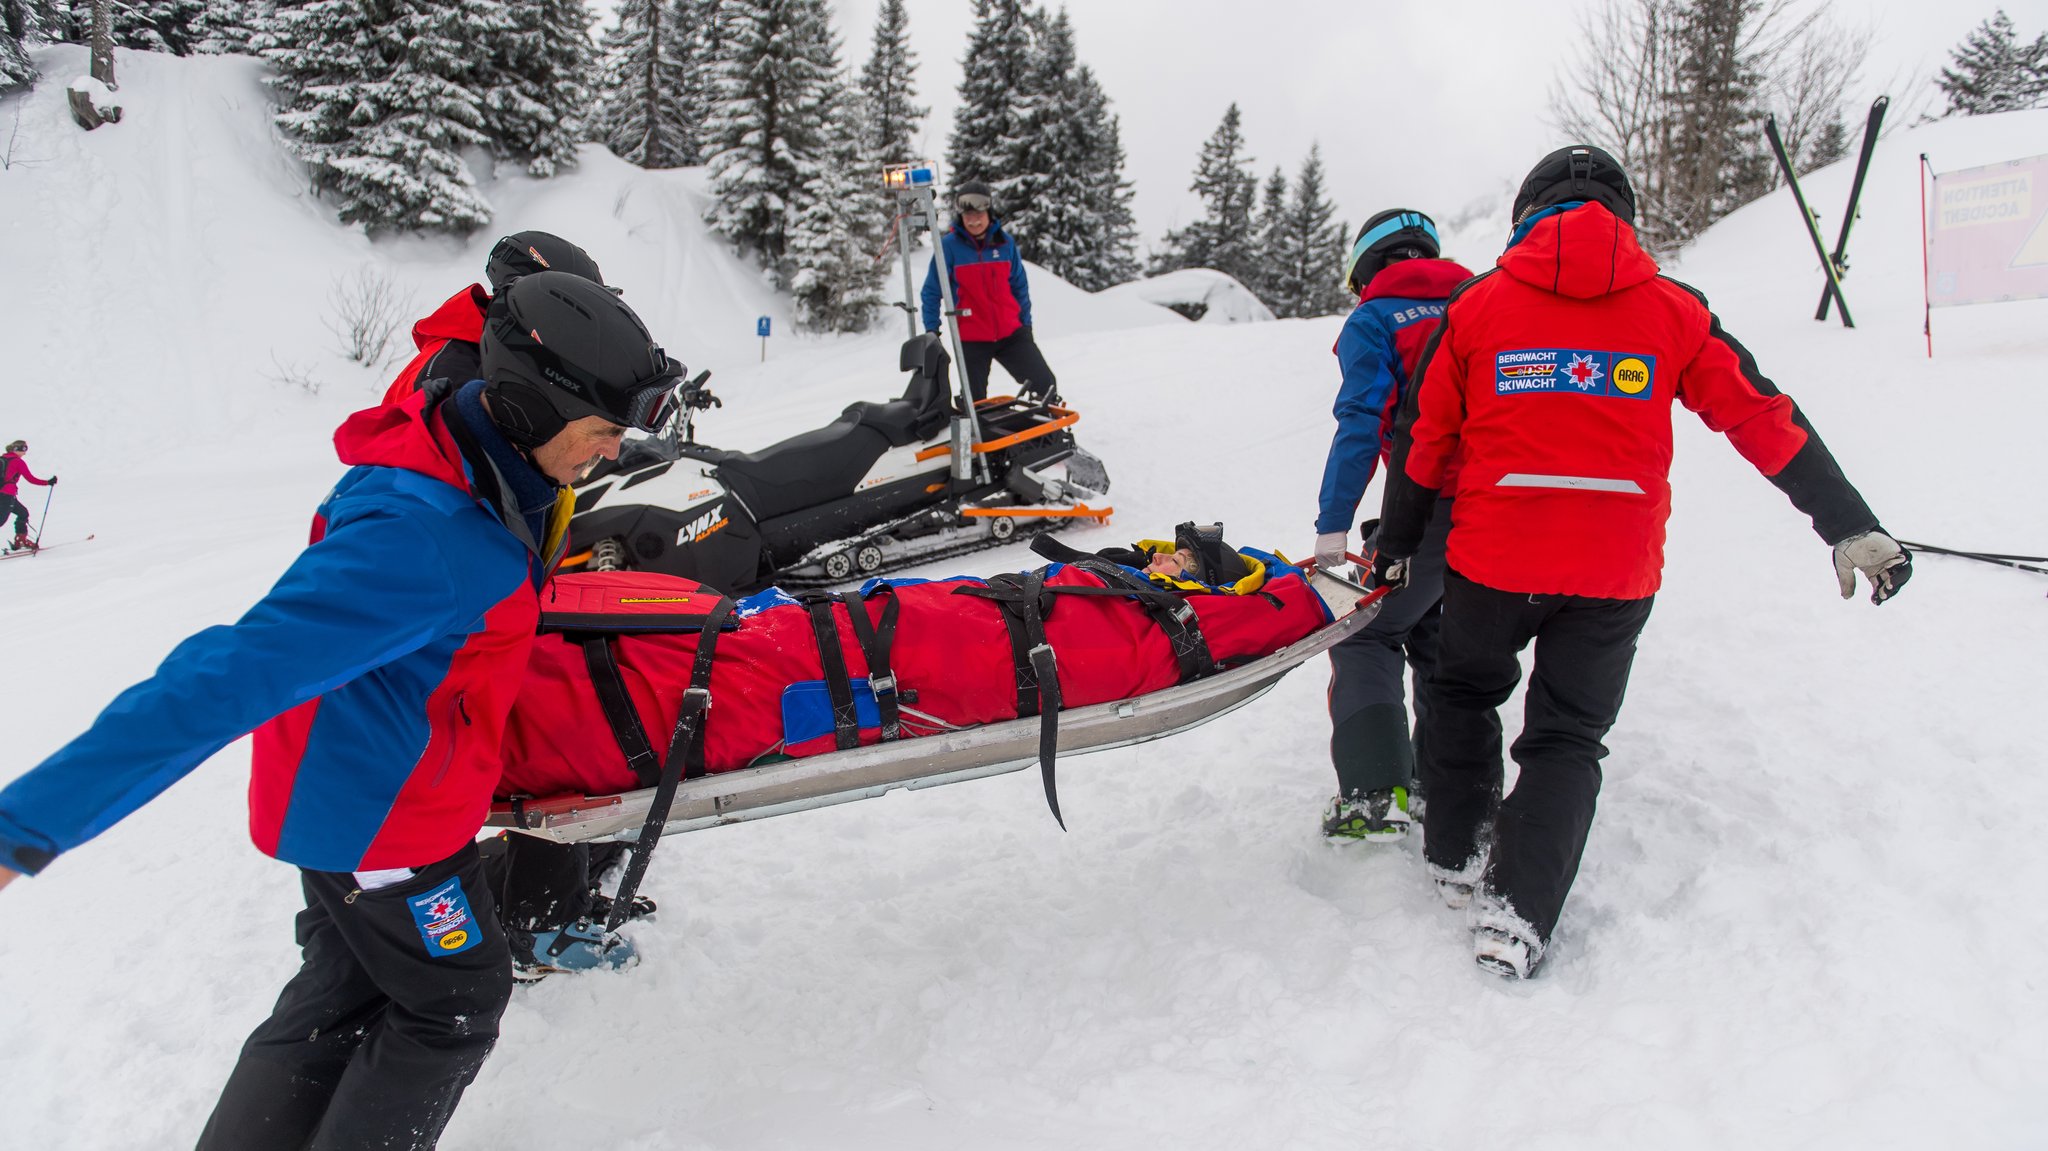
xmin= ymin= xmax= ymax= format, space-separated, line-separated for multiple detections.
xmin=2 ymin=440 xmax=57 ymax=551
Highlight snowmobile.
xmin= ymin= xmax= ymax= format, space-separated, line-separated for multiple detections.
xmin=563 ymin=333 xmax=1111 ymax=592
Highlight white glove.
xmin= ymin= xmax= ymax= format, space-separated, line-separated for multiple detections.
xmin=1314 ymin=530 xmax=1350 ymax=572
xmin=1833 ymin=530 xmax=1912 ymax=605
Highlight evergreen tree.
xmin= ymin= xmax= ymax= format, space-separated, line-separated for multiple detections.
xmin=484 ymin=0 xmax=597 ymax=177
xmin=1937 ymin=8 xmax=2048 ymax=116
xmin=786 ymin=81 xmax=884 ymax=330
xmin=945 ymin=0 xmax=1033 ymax=196
xmin=701 ymin=0 xmax=847 ymax=266
xmin=1069 ymin=79 xmax=1139 ymax=290
xmin=1266 ymin=146 xmax=1346 ymax=318
xmin=260 ymin=0 xmax=494 ymax=233
xmin=1663 ymin=0 xmax=1773 ymax=247
xmin=1151 ymin=103 xmax=1259 ymax=283
xmin=858 ymin=0 xmax=922 ymax=165
xmin=1248 ymin=164 xmax=1288 ymax=308
xmin=192 ymin=0 xmax=263 ymax=53
xmin=3 ymin=0 xmax=36 ymax=92
xmin=42 ymin=0 xmax=203 ymax=54
xmin=595 ymin=0 xmax=706 ymax=168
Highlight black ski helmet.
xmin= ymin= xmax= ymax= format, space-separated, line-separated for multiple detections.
xmin=954 ymin=180 xmax=994 ymax=213
xmin=1512 ymin=145 xmax=1636 ymax=226
xmin=485 ymin=230 xmax=608 ymax=293
xmin=1343 ymin=209 xmax=1441 ymax=294
xmin=479 ymin=271 xmax=684 ymax=450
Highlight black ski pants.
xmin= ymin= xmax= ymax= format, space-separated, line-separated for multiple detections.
xmin=196 ymin=842 xmax=512 ymax=1151
xmin=1421 ymin=571 xmax=1654 ymax=943
xmin=1326 ymin=498 xmax=1453 ymax=797
xmin=1 ymin=493 xmax=29 ymax=538
xmin=959 ymin=326 xmax=1057 ymax=403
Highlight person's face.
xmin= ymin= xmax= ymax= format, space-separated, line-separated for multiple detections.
xmin=961 ymin=207 xmax=990 ymax=237
xmin=532 ymin=415 xmax=626 ymax=485
xmin=1146 ymin=547 xmax=1197 ymax=578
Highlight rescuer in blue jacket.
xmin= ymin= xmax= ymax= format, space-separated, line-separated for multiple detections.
xmin=0 ymin=273 xmax=688 ymax=1150
xmin=922 ymin=180 xmax=1059 ymax=402
xmin=1313 ymin=210 xmax=1473 ymax=844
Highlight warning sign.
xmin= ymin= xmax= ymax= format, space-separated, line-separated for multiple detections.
xmin=1927 ymin=153 xmax=2048 ymax=307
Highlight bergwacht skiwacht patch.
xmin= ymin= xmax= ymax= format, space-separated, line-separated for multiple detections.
xmin=408 ymin=878 xmax=482 ymax=957
xmin=1494 ymin=349 xmax=1656 ymax=399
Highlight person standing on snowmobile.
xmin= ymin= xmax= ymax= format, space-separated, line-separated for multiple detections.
xmin=1312 ymin=210 xmax=1472 ymax=844
xmin=921 ymin=180 xmax=1059 ymax=403
xmin=381 ymin=230 xmax=612 ymax=405
xmin=0 ymin=272 xmax=687 ymax=1149
xmin=1374 ymin=145 xmax=1911 ymax=980
xmin=2 ymin=439 xmax=56 ymax=551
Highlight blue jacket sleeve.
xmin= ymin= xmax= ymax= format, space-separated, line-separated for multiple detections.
xmin=0 ymin=506 xmax=491 ymax=875
xmin=921 ymin=249 xmax=943 ymax=332
xmin=1010 ymin=242 xmax=1033 ymax=329
xmin=1315 ymin=307 xmax=1402 ymax=534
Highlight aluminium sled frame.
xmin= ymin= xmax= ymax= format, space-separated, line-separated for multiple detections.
xmin=487 ymin=569 xmax=1383 ymax=845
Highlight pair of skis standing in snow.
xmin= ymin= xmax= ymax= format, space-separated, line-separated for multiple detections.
xmin=1311 ymin=145 xmax=1910 ymax=979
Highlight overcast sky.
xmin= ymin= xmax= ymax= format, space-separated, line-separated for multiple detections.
xmin=821 ymin=0 xmax=2044 ymax=257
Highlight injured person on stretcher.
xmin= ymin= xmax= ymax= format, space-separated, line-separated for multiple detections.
xmin=486 ymin=523 xmax=1347 ymax=977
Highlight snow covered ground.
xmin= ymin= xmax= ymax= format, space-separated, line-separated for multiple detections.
xmin=4 ymin=48 xmax=2047 ymax=1149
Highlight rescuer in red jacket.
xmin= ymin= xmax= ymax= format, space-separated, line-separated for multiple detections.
xmin=380 ymin=231 xmax=611 ymax=405
xmin=1374 ymin=145 xmax=1911 ymax=980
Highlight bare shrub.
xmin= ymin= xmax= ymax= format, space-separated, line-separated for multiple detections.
xmin=325 ymin=266 xmax=410 ymax=368
xmin=266 ymin=352 xmax=324 ymax=397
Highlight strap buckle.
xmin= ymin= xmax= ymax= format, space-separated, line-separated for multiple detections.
xmin=868 ymin=673 xmax=898 ymax=697
xmin=680 ymin=685 xmax=712 ymax=714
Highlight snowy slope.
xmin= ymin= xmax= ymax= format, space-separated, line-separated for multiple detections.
xmin=1101 ymin=267 xmax=1277 ymax=323
xmin=4 ymin=49 xmax=2047 ymax=1150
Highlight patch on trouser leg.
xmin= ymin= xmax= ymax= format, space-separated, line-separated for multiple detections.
xmin=1330 ymin=702 xmax=1416 ymax=797
xmin=408 ymin=878 xmax=483 ymax=957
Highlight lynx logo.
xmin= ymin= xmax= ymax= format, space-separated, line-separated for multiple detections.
xmin=676 ymin=505 xmax=729 ymax=545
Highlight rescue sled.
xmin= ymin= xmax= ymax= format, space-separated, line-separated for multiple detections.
xmin=486 ymin=564 xmax=1383 ymax=847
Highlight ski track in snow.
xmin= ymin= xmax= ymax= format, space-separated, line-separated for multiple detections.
xmin=3 ymin=46 xmax=2046 ymax=1149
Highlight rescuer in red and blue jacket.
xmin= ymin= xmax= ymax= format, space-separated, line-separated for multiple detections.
xmin=380 ymin=230 xmax=610 ymax=406
xmin=1373 ymin=146 xmax=1912 ymax=980
xmin=0 ymin=272 xmax=686 ymax=1149
xmin=1312 ymin=210 xmax=1473 ymax=845
xmin=921 ymin=180 xmax=1059 ymax=402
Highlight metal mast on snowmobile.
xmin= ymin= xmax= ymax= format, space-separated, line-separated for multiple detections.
xmin=885 ymin=162 xmax=987 ymax=484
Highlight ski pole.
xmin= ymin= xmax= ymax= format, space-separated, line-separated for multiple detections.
xmin=1895 ymin=540 xmax=2048 ymax=577
xmin=30 ymin=485 xmax=52 ymax=551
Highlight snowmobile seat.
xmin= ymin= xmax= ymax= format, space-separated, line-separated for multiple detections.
xmin=715 ymin=417 xmax=892 ymax=521
xmin=837 ymin=335 xmax=954 ymax=447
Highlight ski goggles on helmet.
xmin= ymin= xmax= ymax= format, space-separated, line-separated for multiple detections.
xmin=956 ymin=193 xmax=992 ymax=212
xmin=1342 ymin=212 xmax=1439 ymax=289
xmin=495 ymin=316 xmax=686 ymax=433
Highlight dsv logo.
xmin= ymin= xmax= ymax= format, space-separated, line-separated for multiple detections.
xmin=675 ymin=504 xmax=729 ymax=545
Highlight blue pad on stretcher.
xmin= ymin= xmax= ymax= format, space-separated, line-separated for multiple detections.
xmin=781 ymin=680 xmax=883 ymax=748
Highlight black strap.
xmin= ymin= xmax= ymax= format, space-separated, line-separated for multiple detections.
xmin=1061 ymin=558 xmax=1217 ymax=684
xmin=955 ymin=572 xmax=1065 ymax=829
xmin=580 ymin=635 xmax=663 ymax=788
xmin=606 ymin=596 xmax=735 ymax=934
xmin=839 ymin=585 xmax=905 ymax=741
xmin=1026 ymin=535 xmax=1220 ymax=683
xmin=799 ymin=592 xmax=861 ymax=751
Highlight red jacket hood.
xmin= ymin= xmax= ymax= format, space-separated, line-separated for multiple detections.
xmin=1363 ymin=257 xmax=1473 ymax=302
xmin=332 ymin=389 xmax=471 ymax=492
xmin=411 ymin=284 xmax=490 ymax=351
xmin=1496 ymin=202 xmax=1659 ymax=300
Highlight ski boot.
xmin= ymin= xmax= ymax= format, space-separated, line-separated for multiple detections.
xmin=1321 ymin=786 xmax=1413 ymax=842
xmin=1425 ymin=851 xmax=1487 ymax=910
xmin=1470 ymin=892 xmax=1545 ymax=980
xmin=7 ymin=533 xmax=33 ymax=554
xmin=510 ymin=919 xmax=638 ymax=982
